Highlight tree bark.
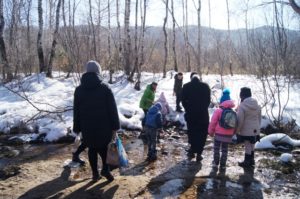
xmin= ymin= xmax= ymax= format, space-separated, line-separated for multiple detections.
xmin=171 ymin=0 xmax=178 ymax=72
xmin=124 ymin=0 xmax=132 ymax=75
xmin=289 ymin=0 xmax=300 ymax=15
xmin=47 ymin=0 xmax=62 ymax=78
xmin=129 ymin=0 xmax=139 ymax=82
xmin=37 ymin=0 xmax=46 ymax=73
xmin=0 ymin=0 xmax=13 ymax=81
xmin=163 ymin=0 xmax=169 ymax=78
xmin=197 ymin=0 xmax=202 ymax=78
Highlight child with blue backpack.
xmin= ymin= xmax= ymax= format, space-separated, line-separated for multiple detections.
xmin=145 ymin=102 xmax=163 ymax=162
xmin=208 ymin=88 xmax=237 ymax=170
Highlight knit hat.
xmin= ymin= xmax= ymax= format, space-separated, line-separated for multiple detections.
xmin=220 ymin=88 xmax=231 ymax=103
xmin=240 ymin=87 xmax=252 ymax=99
xmin=86 ymin=60 xmax=101 ymax=74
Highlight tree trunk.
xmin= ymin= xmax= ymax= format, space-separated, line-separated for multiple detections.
xmin=171 ymin=0 xmax=178 ymax=72
xmin=197 ymin=0 xmax=202 ymax=78
xmin=0 ymin=0 xmax=13 ymax=81
xmin=116 ymin=0 xmax=122 ymax=70
xmin=124 ymin=0 xmax=132 ymax=75
xmin=289 ymin=0 xmax=300 ymax=15
xmin=26 ymin=0 xmax=33 ymax=75
xmin=163 ymin=0 xmax=169 ymax=78
xmin=89 ymin=0 xmax=97 ymax=60
xmin=129 ymin=0 xmax=139 ymax=82
xmin=37 ymin=0 xmax=46 ymax=73
xmin=108 ymin=0 xmax=113 ymax=84
xmin=47 ymin=0 xmax=62 ymax=78
xmin=226 ymin=0 xmax=233 ymax=76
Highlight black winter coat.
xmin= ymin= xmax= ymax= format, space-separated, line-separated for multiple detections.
xmin=182 ymin=77 xmax=211 ymax=125
xmin=173 ymin=74 xmax=183 ymax=94
xmin=73 ymin=72 xmax=120 ymax=148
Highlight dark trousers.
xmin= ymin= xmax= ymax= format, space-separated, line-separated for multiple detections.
xmin=213 ymin=139 xmax=229 ymax=166
xmin=176 ymin=92 xmax=182 ymax=110
xmin=187 ymin=121 xmax=208 ymax=155
xmin=142 ymin=109 xmax=148 ymax=127
xmin=145 ymin=127 xmax=158 ymax=158
xmin=74 ymin=143 xmax=87 ymax=156
xmin=88 ymin=146 xmax=109 ymax=175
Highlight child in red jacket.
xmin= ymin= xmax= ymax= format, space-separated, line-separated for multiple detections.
xmin=208 ymin=89 xmax=236 ymax=170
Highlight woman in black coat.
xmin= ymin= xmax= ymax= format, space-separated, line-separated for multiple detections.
xmin=182 ymin=72 xmax=211 ymax=162
xmin=73 ymin=60 xmax=120 ymax=182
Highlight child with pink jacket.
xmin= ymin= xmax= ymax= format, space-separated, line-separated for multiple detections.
xmin=208 ymin=88 xmax=235 ymax=170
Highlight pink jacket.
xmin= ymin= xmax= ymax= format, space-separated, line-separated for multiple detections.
xmin=208 ymin=100 xmax=236 ymax=137
xmin=155 ymin=92 xmax=170 ymax=116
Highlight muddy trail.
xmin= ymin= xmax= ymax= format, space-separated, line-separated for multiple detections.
xmin=0 ymin=130 xmax=300 ymax=199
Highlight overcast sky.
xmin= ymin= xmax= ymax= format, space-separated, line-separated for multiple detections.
xmin=16 ymin=0 xmax=299 ymax=30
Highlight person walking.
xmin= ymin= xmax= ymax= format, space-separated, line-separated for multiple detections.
xmin=173 ymin=72 xmax=183 ymax=112
xmin=144 ymin=102 xmax=163 ymax=162
xmin=236 ymin=87 xmax=261 ymax=168
xmin=182 ymin=72 xmax=211 ymax=162
xmin=73 ymin=60 xmax=120 ymax=182
xmin=208 ymin=89 xmax=236 ymax=170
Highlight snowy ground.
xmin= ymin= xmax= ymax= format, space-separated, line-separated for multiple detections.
xmin=0 ymin=71 xmax=300 ymax=142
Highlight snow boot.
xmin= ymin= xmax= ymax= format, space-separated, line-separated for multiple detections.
xmin=72 ymin=153 xmax=85 ymax=165
xmin=101 ymin=166 xmax=114 ymax=182
xmin=196 ymin=153 xmax=203 ymax=162
xmin=92 ymin=171 xmax=101 ymax=182
xmin=238 ymin=154 xmax=252 ymax=168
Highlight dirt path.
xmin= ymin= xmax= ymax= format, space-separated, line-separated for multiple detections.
xmin=0 ymin=133 xmax=300 ymax=199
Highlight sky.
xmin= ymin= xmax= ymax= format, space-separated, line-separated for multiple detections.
xmin=6 ymin=0 xmax=298 ymax=30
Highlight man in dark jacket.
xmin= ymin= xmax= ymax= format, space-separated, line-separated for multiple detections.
xmin=73 ymin=60 xmax=120 ymax=182
xmin=173 ymin=72 xmax=183 ymax=112
xmin=182 ymin=72 xmax=211 ymax=162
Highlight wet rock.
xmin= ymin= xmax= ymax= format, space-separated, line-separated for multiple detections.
xmin=0 ymin=165 xmax=21 ymax=180
xmin=171 ymin=134 xmax=181 ymax=140
xmin=0 ymin=146 xmax=20 ymax=158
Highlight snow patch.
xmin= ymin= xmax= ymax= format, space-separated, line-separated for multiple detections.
xmin=255 ymin=133 xmax=300 ymax=150
xmin=280 ymin=153 xmax=293 ymax=163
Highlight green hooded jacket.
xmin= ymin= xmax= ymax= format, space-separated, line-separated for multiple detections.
xmin=139 ymin=85 xmax=155 ymax=110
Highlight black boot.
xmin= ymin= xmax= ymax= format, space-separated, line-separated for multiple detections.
xmin=72 ymin=153 xmax=85 ymax=165
xmin=101 ymin=165 xmax=114 ymax=182
xmin=238 ymin=154 xmax=252 ymax=168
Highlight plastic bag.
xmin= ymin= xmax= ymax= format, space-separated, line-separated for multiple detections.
xmin=116 ymin=135 xmax=129 ymax=167
xmin=106 ymin=142 xmax=119 ymax=166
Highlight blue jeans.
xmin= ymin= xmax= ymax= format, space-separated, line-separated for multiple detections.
xmin=145 ymin=126 xmax=158 ymax=158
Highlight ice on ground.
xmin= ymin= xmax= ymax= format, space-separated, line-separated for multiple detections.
xmin=255 ymin=133 xmax=300 ymax=150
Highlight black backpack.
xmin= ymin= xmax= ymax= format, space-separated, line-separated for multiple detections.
xmin=219 ymin=108 xmax=238 ymax=129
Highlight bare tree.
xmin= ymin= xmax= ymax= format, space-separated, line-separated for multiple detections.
xmin=171 ymin=0 xmax=178 ymax=72
xmin=89 ymin=0 xmax=97 ymax=60
xmin=37 ymin=0 xmax=45 ymax=73
xmin=128 ymin=0 xmax=139 ymax=82
xmin=225 ymin=0 xmax=233 ymax=76
xmin=124 ymin=0 xmax=132 ymax=75
xmin=182 ymin=0 xmax=191 ymax=72
xmin=135 ymin=0 xmax=148 ymax=90
xmin=289 ymin=0 xmax=300 ymax=15
xmin=47 ymin=0 xmax=62 ymax=78
xmin=162 ymin=0 xmax=169 ymax=78
xmin=0 ymin=0 xmax=13 ymax=81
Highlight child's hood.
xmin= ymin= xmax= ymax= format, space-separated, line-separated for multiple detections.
xmin=241 ymin=97 xmax=260 ymax=111
xmin=220 ymin=100 xmax=235 ymax=109
xmin=148 ymin=103 xmax=162 ymax=114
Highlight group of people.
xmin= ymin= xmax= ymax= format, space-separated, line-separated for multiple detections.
xmin=72 ymin=60 xmax=261 ymax=182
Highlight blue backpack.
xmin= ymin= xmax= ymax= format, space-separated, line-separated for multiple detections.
xmin=219 ymin=108 xmax=237 ymax=129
